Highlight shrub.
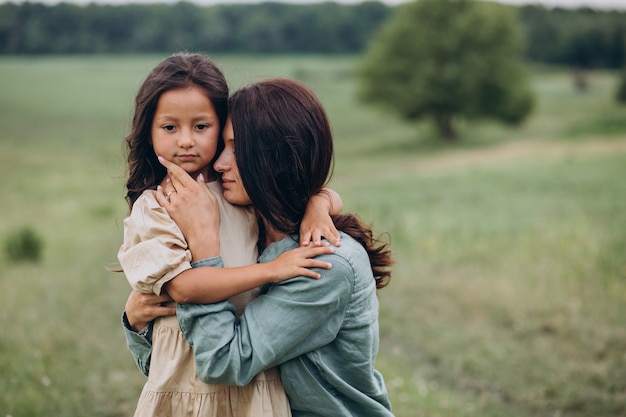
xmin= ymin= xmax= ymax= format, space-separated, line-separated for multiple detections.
xmin=4 ymin=227 xmax=44 ymax=263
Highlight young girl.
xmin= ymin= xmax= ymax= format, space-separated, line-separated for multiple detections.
xmin=118 ymin=53 xmax=340 ymax=417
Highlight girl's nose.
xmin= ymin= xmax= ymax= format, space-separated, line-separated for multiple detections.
xmin=178 ymin=130 xmax=194 ymax=147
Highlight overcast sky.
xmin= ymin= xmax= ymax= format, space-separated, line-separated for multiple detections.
xmin=3 ymin=0 xmax=625 ymax=8
xmin=495 ymin=0 xmax=625 ymax=8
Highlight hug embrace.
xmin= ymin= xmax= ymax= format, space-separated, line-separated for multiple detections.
xmin=118 ymin=52 xmax=394 ymax=417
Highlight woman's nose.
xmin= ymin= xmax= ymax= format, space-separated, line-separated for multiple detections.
xmin=214 ymin=152 xmax=227 ymax=172
xmin=214 ymin=148 xmax=234 ymax=172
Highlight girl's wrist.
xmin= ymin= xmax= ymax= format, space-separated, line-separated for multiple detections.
xmin=264 ymin=262 xmax=279 ymax=284
xmin=309 ymin=193 xmax=330 ymax=211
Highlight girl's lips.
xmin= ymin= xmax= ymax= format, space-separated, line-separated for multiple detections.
xmin=177 ymin=155 xmax=197 ymax=162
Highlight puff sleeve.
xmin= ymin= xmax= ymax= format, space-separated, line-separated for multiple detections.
xmin=118 ymin=190 xmax=193 ymax=295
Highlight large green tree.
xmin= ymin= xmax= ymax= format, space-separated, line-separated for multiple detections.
xmin=358 ymin=0 xmax=534 ymax=142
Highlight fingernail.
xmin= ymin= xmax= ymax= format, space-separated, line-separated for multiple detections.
xmin=158 ymin=156 xmax=164 ymax=163
xmin=198 ymin=173 xmax=204 ymax=182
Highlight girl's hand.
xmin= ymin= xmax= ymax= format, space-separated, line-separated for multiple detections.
xmin=300 ymin=190 xmax=342 ymax=247
xmin=156 ymin=156 xmax=221 ymax=260
xmin=268 ymin=243 xmax=334 ymax=283
xmin=125 ymin=291 xmax=176 ymax=332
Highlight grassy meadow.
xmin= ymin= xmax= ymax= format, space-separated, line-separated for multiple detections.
xmin=0 ymin=54 xmax=625 ymax=417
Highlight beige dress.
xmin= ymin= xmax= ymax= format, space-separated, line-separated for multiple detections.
xmin=118 ymin=181 xmax=291 ymax=417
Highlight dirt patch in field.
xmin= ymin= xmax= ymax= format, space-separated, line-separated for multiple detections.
xmin=409 ymin=138 xmax=626 ymax=175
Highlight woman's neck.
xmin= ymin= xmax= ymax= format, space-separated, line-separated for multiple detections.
xmin=262 ymin=218 xmax=287 ymax=247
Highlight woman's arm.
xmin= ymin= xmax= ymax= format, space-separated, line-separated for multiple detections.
xmin=122 ymin=291 xmax=176 ymax=376
xmin=125 ymin=291 xmax=176 ymax=331
xmin=177 ymin=252 xmax=355 ymax=386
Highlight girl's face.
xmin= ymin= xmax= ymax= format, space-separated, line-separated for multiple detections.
xmin=151 ymin=85 xmax=220 ymax=180
xmin=214 ymin=118 xmax=252 ymax=206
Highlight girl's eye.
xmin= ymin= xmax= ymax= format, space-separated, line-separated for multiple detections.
xmin=163 ymin=125 xmax=175 ymax=132
xmin=196 ymin=124 xmax=209 ymax=130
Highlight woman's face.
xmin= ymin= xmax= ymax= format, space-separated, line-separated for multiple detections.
xmin=214 ymin=118 xmax=252 ymax=206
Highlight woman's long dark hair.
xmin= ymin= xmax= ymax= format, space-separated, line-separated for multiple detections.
xmin=229 ymin=79 xmax=392 ymax=289
xmin=123 ymin=53 xmax=229 ymax=210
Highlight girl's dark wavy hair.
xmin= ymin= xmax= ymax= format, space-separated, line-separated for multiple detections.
xmin=229 ymin=78 xmax=392 ymax=289
xmin=123 ymin=53 xmax=229 ymax=210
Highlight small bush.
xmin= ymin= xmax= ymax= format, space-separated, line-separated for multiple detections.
xmin=4 ymin=227 xmax=44 ymax=263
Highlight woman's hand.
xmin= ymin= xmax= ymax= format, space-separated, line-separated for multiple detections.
xmin=268 ymin=243 xmax=334 ymax=283
xmin=125 ymin=291 xmax=176 ymax=332
xmin=156 ymin=156 xmax=221 ymax=260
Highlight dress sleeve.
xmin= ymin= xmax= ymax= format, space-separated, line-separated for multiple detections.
xmin=177 ymin=253 xmax=353 ymax=386
xmin=121 ymin=256 xmax=225 ymax=376
xmin=118 ymin=192 xmax=193 ymax=295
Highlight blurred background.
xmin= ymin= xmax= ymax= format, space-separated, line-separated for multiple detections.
xmin=0 ymin=0 xmax=625 ymax=416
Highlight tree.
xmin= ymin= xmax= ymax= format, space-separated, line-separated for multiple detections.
xmin=358 ymin=0 xmax=534 ymax=142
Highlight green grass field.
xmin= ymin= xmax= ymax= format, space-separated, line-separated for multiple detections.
xmin=0 ymin=55 xmax=625 ymax=417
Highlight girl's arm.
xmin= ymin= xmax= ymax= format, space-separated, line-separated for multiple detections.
xmin=164 ymin=245 xmax=333 ymax=304
xmin=300 ymin=188 xmax=343 ymax=247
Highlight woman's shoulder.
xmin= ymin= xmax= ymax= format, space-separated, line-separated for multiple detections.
xmin=333 ymin=232 xmax=367 ymax=257
xmin=327 ymin=233 xmax=377 ymax=293
xmin=320 ymin=232 xmax=370 ymax=273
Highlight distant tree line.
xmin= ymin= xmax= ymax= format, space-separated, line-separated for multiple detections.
xmin=519 ymin=5 xmax=625 ymax=69
xmin=0 ymin=1 xmax=392 ymax=54
xmin=0 ymin=1 xmax=624 ymax=68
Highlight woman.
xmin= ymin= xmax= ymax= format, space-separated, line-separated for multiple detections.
xmin=126 ymin=78 xmax=394 ymax=416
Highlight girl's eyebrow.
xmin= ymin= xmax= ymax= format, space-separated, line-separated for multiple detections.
xmin=154 ymin=112 xmax=217 ymax=121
